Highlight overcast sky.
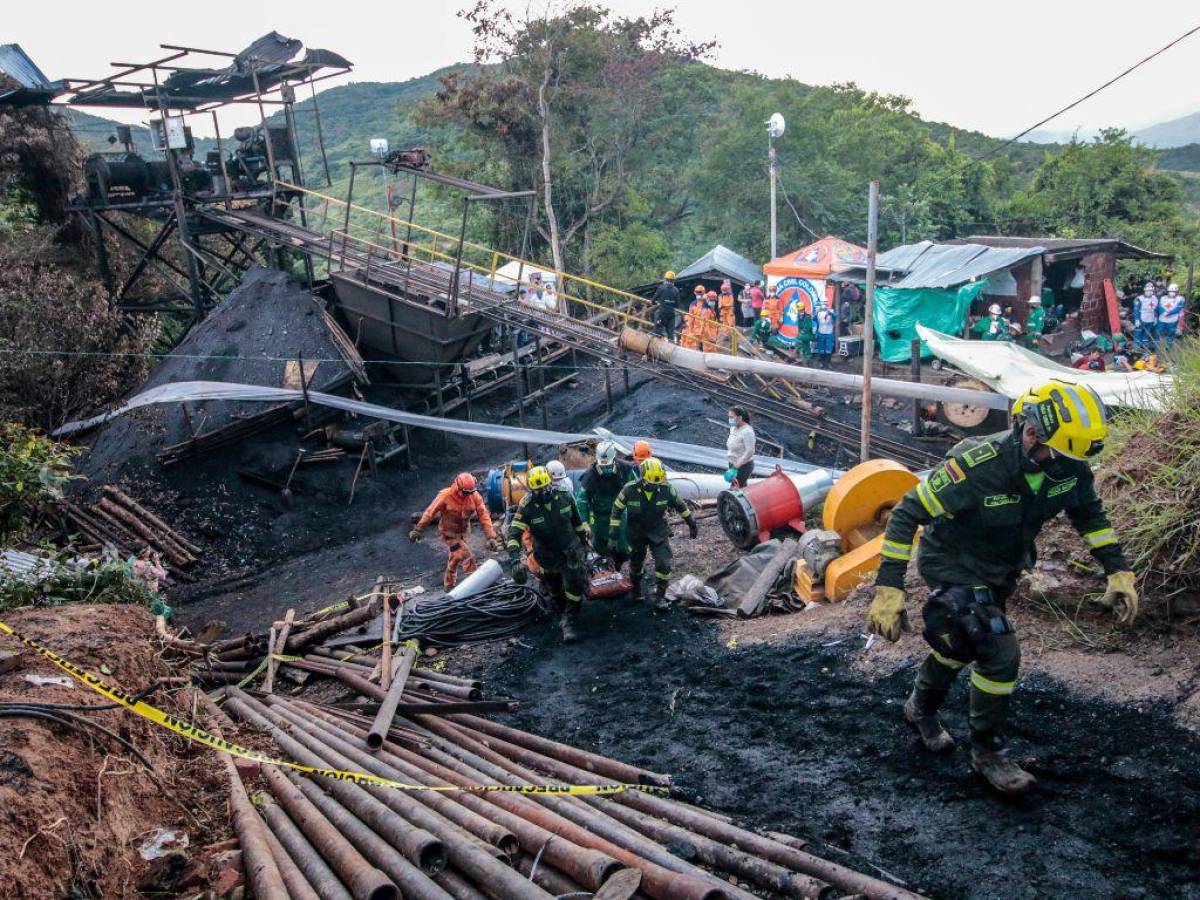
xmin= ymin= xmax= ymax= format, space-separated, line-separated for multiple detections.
xmin=13 ymin=0 xmax=1200 ymax=138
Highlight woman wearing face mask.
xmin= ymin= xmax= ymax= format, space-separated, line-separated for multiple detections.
xmin=725 ymin=406 xmax=757 ymax=488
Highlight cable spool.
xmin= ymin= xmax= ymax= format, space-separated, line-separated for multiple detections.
xmin=717 ymin=469 xmax=807 ymax=549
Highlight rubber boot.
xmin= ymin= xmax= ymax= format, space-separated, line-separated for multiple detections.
xmin=628 ymin=573 xmax=644 ymax=604
xmin=970 ymin=733 xmax=1036 ymax=796
xmin=903 ymin=688 xmax=955 ymax=754
xmin=653 ymin=579 xmax=670 ymax=612
xmin=559 ymin=602 xmax=580 ymax=644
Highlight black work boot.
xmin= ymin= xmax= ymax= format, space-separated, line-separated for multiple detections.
xmin=559 ymin=603 xmax=580 ymax=644
xmin=904 ymin=688 xmax=955 ymax=754
xmin=970 ymin=733 xmax=1036 ymax=796
xmin=653 ymin=580 xmax=670 ymax=612
xmin=628 ymin=573 xmax=644 ymax=603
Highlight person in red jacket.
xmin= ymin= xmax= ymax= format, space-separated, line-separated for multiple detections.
xmin=410 ymin=472 xmax=502 ymax=589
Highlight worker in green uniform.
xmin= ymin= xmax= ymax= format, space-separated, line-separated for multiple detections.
xmin=507 ymin=465 xmax=592 ymax=643
xmin=1023 ymin=295 xmax=1045 ymax=350
xmin=972 ymin=303 xmax=1010 ymax=341
xmin=794 ymin=307 xmax=815 ymax=362
xmin=576 ymin=440 xmax=635 ymax=568
xmin=867 ymin=379 xmax=1137 ymax=796
xmin=610 ymin=457 xmax=698 ymax=611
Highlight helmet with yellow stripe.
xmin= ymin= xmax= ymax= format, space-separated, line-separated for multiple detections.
xmin=527 ymin=465 xmax=553 ymax=491
xmin=639 ymin=457 xmax=667 ymax=484
xmin=1011 ymin=379 xmax=1108 ymax=460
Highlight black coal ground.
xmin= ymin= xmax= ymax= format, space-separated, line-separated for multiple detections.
xmin=479 ymin=602 xmax=1200 ymax=900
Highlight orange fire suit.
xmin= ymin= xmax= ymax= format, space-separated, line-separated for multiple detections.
xmin=416 ymin=487 xmax=498 ymax=588
xmin=761 ymin=295 xmax=783 ymax=332
xmin=681 ymin=300 xmax=712 ymax=350
xmin=718 ymin=291 xmax=736 ymax=327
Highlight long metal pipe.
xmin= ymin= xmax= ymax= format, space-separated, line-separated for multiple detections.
xmin=223 ymin=691 xmax=448 ymax=875
xmin=258 ymin=792 xmax=353 ymax=900
xmin=285 ymin=700 xmax=627 ymax=894
xmin=225 ymin=691 xmax=553 ymax=900
xmin=368 ymin=643 xmax=417 ymax=750
xmin=441 ymin=715 xmax=924 ymax=900
xmin=432 ymin=869 xmax=490 ymax=900
xmin=267 ymin=699 xmax=521 ymax=858
xmin=259 ymin=812 xmax=325 ymax=900
xmin=260 ymin=765 xmax=399 ymax=900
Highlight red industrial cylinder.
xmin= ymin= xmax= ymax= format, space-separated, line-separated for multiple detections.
xmin=717 ymin=468 xmax=806 ymax=549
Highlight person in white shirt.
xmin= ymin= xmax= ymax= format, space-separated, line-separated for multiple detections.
xmin=1134 ymin=282 xmax=1159 ymax=348
xmin=1157 ymin=283 xmax=1185 ymax=349
xmin=725 ymin=406 xmax=757 ymax=487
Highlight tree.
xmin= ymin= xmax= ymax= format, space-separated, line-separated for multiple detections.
xmin=423 ymin=2 xmax=714 ymax=273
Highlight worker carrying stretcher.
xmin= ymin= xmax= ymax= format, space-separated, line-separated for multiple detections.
xmin=410 ymin=472 xmax=502 ymax=590
xmin=867 ymin=379 xmax=1137 ymax=796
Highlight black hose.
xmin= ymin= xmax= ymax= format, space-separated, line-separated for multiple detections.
xmin=14 ymin=682 xmax=161 ymax=712
xmin=0 ymin=704 xmax=156 ymax=771
xmin=396 ymin=583 xmax=550 ymax=647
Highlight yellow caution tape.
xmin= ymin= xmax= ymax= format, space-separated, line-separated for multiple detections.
xmin=0 ymin=621 xmax=667 ymax=797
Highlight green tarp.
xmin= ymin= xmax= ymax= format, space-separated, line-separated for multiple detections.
xmin=873 ymin=281 xmax=988 ymax=362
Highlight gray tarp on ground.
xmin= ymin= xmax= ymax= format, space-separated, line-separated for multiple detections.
xmin=56 ymin=380 xmax=823 ymax=477
xmin=874 ymin=241 xmax=1045 ymax=290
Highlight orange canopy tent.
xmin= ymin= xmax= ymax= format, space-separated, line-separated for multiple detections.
xmin=763 ymin=236 xmax=869 ymax=278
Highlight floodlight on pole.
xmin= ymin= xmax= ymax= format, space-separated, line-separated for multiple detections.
xmin=766 ymin=114 xmax=785 ymax=259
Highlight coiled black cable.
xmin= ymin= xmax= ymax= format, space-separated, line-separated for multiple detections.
xmin=396 ymin=583 xmax=550 ymax=647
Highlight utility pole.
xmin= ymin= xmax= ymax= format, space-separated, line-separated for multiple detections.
xmin=860 ymin=180 xmax=880 ymax=463
xmin=766 ymin=113 xmax=785 ymax=260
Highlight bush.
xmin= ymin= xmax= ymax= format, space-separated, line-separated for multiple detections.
xmin=1099 ymin=336 xmax=1200 ymax=619
xmin=0 ymin=553 xmax=156 ymax=615
xmin=0 ymin=422 xmax=78 ymax=541
xmin=0 ymin=229 xmax=160 ymax=429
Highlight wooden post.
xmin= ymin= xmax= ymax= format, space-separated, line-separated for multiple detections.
xmin=604 ymin=367 xmax=614 ymax=414
xmin=910 ymin=338 xmax=923 ymax=438
xmin=377 ymin=577 xmax=392 ymax=690
xmin=297 ymin=352 xmax=312 ymax=430
xmin=263 ymin=609 xmax=295 ymax=695
xmin=859 ymin=181 xmax=879 ymax=463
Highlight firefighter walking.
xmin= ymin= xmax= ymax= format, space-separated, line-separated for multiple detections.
xmin=867 ymin=379 xmax=1137 ymax=795
xmin=576 ymin=441 xmax=635 ymax=568
xmin=507 ymin=465 xmax=592 ymax=642
xmin=611 ymin=457 xmax=697 ymax=611
xmin=410 ymin=473 xmax=503 ymax=590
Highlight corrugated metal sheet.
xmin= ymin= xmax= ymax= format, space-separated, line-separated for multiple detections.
xmin=676 ymin=244 xmax=763 ymax=285
xmin=0 ymin=44 xmax=54 ymax=89
xmin=873 ymin=242 xmax=1044 ymax=290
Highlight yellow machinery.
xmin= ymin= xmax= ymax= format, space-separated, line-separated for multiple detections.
xmin=794 ymin=459 xmax=918 ymax=603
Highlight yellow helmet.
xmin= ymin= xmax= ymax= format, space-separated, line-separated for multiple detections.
xmin=639 ymin=457 xmax=667 ymax=484
xmin=1011 ymin=379 xmax=1108 ymax=460
xmin=527 ymin=465 xmax=553 ymax=491
xmin=664 ymin=270 xmax=676 ymax=280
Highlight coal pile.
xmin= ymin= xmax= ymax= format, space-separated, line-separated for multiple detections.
xmin=80 ymin=266 xmax=355 ymax=484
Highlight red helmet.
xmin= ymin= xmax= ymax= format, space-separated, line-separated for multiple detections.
xmin=694 ymin=284 xmax=705 ymax=295
xmin=705 ymin=290 xmax=718 ymax=301
xmin=454 ymin=472 xmax=477 ymax=493
xmin=632 ymin=440 xmax=652 ymax=462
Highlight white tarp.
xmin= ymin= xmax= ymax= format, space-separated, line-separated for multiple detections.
xmin=55 ymin=380 xmax=825 ymax=477
xmin=916 ymin=325 xmax=1171 ymax=410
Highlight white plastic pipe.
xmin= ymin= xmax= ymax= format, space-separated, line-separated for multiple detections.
xmin=447 ymin=558 xmax=503 ymax=600
xmin=667 ymin=468 xmax=836 ymax=505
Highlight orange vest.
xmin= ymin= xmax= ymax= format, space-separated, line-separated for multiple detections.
xmin=718 ymin=292 xmax=736 ymax=326
xmin=417 ymin=486 xmax=497 ymax=540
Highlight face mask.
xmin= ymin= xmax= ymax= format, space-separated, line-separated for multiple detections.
xmin=728 ymin=418 xmax=737 ymax=428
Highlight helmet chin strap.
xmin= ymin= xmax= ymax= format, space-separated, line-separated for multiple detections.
xmin=1015 ymin=420 xmax=1045 ymax=472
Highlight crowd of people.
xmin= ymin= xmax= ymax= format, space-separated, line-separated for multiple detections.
xmin=412 ymin=409 xmax=757 ymax=643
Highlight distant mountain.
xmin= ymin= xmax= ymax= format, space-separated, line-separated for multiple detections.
xmin=1133 ymin=109 xmax=1200 ymax=148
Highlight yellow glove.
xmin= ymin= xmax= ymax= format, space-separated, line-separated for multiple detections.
xmin=867 ymin=586 xmax=909 ymax=642
xmin=1101 ymin=571 xmax=1138 ymax=624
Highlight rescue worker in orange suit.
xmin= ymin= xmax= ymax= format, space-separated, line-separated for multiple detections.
xmin=760 ymin=289 xmax=784 ymax=334
xmin=717 ymin=282 xmax=737 ymax=329
xmin=681 ymin=287 xmax=709 ymax=350
xmin=701 ymin=291 xmax=721 ymax=351
xmin=410 ymin=472 xmax=503 ymax=589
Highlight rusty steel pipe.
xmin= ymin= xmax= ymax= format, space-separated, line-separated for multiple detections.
xmin=434 ymin=719 xmax=831 ymax=899
xmin=283 ymin=661 xmax=514 ymax=715
xmin=432 ymin=869 xmax=490 ymax=900
xmin=289 ymin=700 xmax=629 ymax=894
xmin=267 ymin=698 xmax=521 ymax=857
xmin=369 ymin=643 xmax=418 ymax=750
xmin=223 ymin=690 xmax=448 ymax=875
xmin=282 ymin=770 xmax=456 ymax=900
xmin=512 ymin=852 xmax=591 ymax=897
xmin=196 ymin=692 xmax=289 ymax=900
xmin=260 ymin=765 xmax=399 ymax=900
xmin=410 ymin=667 xmax=483 ymax=690
xmin=260 ymin=813 xmax=325 ymax=900
xmin=409 ymin=678 xmax=483 ymax=701
xmin=258 ymin=792 xmax=351 ymax=900
xmin=403 ymin=717 xmax=729 ymax=900
xmin=225 ymin=690 xmax=553 ymax=900
xmin=441 ymin=716 xmax=923 ymax=900
xmin=447 ymin=712 xmax=671 ymax=787
xmin=284 ymin=599 xmax=379 ymax=652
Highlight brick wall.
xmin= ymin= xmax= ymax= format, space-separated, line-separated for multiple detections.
xmin=1080 ymin=251 xmax=1115 ymax=333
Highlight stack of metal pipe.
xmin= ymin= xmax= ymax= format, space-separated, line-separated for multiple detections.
xmin=214 ymin=660 xmax=927 ymax=900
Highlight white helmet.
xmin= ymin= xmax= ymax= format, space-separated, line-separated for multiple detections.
xmin=988 ymin=303 xmax=1002 ymax=315
xmin=546 ymin=460 xmax=567 ymax=480
xmin=1028 ymin=295 xmax=1041 ymax=305
xmin=1168 ymin=283 xmax=1179 ymax=293
xmin=595 ymin=441 xmax=618 ymax=471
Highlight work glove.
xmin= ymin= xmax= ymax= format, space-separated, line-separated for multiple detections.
xmin=867 ymin=586 xmax=909 ymax=642
xmin=408 ymin=528 xmax=423 ymax=543
xmin=509 ymin=561 xmax=528 ymax=585
xmin=1099 ymin=571 xmax=1139 ymax=624
xmin=579 ymin=525 xmax=592 ymax=546
xmin=687 ymin=518 xmax=699 ymax=539
xmin=486 ymin=537 xmax=503 ymax=552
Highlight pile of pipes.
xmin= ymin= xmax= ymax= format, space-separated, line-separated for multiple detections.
xmin=63 ymin=485 xmax=202 ymax=580
xmin=178 ymin=609 xmax=925 ymax=900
